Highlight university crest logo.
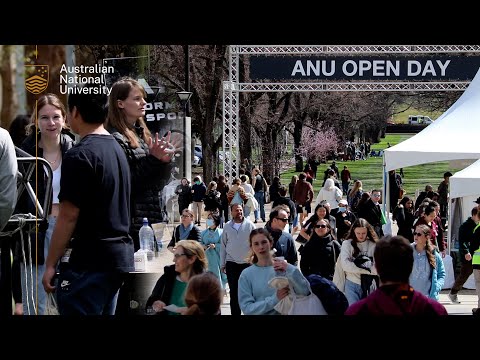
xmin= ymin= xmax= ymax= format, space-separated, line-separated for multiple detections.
xmin=25 ymin=65 xmax=49 ymax=94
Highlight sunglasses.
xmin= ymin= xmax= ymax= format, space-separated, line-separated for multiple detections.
xmin=413 ymin=232 xmax=425 ymax=237
xmin=315 ymin=224 xmax=327 ymax=229
xmin=276 ymin=218 xmax=289 ymax=222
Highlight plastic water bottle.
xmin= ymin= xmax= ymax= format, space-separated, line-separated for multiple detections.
xmin=139 ymin=218 xmax=155 ymax=261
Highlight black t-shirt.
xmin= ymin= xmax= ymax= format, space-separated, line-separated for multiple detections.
xmin=59 ymin=134 xmax=134 ymax=272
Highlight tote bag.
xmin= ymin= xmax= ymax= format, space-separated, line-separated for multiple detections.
xmin=288 ymin=283 xmax=328 ymax=315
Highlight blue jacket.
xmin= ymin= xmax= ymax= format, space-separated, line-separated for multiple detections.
xmin=429 ymin=250 xmax=446 ymax=300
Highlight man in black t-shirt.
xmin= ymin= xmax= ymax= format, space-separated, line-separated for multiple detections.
xmin=42 ymin=88 xmax=134 ymax=315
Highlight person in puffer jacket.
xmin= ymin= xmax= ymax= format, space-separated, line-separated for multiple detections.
xmin=106 ymin=77 xmax=179 ymax=251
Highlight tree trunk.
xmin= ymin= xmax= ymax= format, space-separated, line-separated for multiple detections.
xmin=25 ymin=45 xmax=66 ymax=113
xmin=190 ymin=45 xmax=226 ymax=184
xmin=0 ymin=45 xmax=18 ymax=129
xmin=294 ymin=120 xmax=303 ymax=172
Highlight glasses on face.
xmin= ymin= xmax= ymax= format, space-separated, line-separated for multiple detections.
xmin=372 ymin=194 xmax=381 ymax=198
xmin=413 ymin=232 xmax=425 ymax=237
xmin=276 ymin=218 xmax=289 ymax=222
xmin=173 ymin=253 xmax=187 ymax=259
xmin=315 ymin=224 xmax=327 ymax=229
xmin=181 ymin=214 xmax=192 ymax=218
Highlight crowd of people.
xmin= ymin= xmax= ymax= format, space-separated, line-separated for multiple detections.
xmin=1 ymin=77 xmax=478 ymax=316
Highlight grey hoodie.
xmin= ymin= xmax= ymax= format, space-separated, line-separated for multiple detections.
xmin=0 ymin=128 xmax=17 ymax=232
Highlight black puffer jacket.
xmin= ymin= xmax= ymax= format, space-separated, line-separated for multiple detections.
xmin=300 ymin=233 xmax=341 ymax=280
xmin=109 ymin=126 xmax=173 ymax=251
xmin=145 ymin=264 xmax=177 ymax=315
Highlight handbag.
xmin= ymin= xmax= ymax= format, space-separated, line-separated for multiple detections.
xmin=360 ymin=274 xmax=379 ymax=299
xmin=288 ymin=285 xmax=328 ymax=315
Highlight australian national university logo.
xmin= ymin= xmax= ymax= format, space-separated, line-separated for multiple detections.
xmin=25 ymin=64 xmax=49 ymax=95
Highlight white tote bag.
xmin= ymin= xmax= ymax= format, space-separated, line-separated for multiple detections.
xmin=288 ymin=281 xmax=328 ymax=315
xmin=288 ymin=292 xmax=328 ymax=315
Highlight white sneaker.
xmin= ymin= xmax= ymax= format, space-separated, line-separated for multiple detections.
xmin=448 ymin=293 xmax=461 ymax=304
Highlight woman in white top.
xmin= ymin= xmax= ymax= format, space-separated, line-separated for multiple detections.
xmin=339 ymin=218 xmax=379 ymax=305
xmin=315 ymin=178 xmax=343 ymax=210
xmin=240 ymin=174 xmax=255 ymax=218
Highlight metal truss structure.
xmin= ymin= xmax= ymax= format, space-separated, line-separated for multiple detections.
xmin=222 ymin=45 xmax=480 ymax=181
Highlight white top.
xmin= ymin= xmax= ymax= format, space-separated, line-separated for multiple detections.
xmin=51 ymin=162 xmax=62 ymax=204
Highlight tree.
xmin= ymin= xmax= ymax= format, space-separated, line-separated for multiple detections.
xmin=297 ymin=126 xmax=339 ymax=164
xmin=0 ymin=45 xmax=18 ymax=129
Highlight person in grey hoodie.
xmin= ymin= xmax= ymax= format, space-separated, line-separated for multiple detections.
xmin=0 ymin=128 xmax=17 ymax=232
xmin=220 ymin=203 xmax=256 ymax=315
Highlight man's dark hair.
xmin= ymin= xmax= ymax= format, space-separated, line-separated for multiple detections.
xmin=269 ymin=208 xmax=280 ymax=221
xmin=444 ymin=171 xmax=452 ymax=178
xmin=67 ymin=85 xmax=107 ymax=124
xmin=278 ymin=185 xmax=288 ymax=197
xmin=472 ymin=207 xmax=479 ymax=217
xmin=374 ymin=235 xmax=413 ymax=284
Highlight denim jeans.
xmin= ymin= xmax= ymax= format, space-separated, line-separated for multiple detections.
xmin=344 ymin=278 xmax=363 ymax=306
xmin=254 ymin=191 xmax=265 ymax=221
xmin=21 ymin=215 xmax=56 ymax=315
xmin=243 ymin=205 xmax=251 ymax=219
xmin=56 ymin=266 xmax=125 ymax=315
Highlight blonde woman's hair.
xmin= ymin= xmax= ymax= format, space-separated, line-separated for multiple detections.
xmin=105 ymin=77 xmax=151 ymax=148
xmin=415 ymin=224 xmax=437 ymax=268
xmin=175 ymin=240 xmax=208 ymax=279
xmin=207 ymin=181 xmax=217 ymax=192
xmin=350 ymin=180 xmax=363 ymax=197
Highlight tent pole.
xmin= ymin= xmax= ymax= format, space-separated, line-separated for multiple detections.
xmin=447 ymin=198 xmax=452 ymax=255
xmin=382 ymin=156 xmax=388 ymax=217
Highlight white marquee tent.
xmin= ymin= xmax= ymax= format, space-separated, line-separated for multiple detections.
xmin=382 ymin=68 xmax=480 ymax=290
xmin=450 ymin=159 xmax=480 ymax=200
xmin=384 ymin=68 xmax=480 ymax=172
xmin=447 ymin=160 xmax=480 ymax=289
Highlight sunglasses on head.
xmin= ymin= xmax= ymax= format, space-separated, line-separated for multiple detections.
xmin=315 ymin=224 xmax=327 ymax=229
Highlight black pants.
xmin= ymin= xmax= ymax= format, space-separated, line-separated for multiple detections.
xmin=451 ymin=261 xmax=473 ymax=294
xmin=225 ymin=261 xmax=250 ymax=315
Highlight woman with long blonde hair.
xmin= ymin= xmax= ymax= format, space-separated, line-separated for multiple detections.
xmin=106 ymin=77 xmax=182 ymax=251
xmin=409 ymin=224 xmax=445 ymax=300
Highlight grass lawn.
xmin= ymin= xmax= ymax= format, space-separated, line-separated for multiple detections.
xmin=280 ymin=133 xmax=463 ymax=198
